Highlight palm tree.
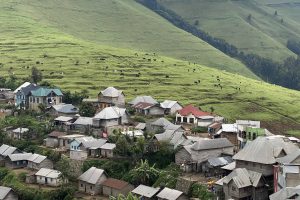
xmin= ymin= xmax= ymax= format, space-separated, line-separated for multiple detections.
xmin=130 ymin=159 xmax=160 ymax=185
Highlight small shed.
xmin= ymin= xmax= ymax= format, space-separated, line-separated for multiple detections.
xmin=156 ymin=187 xmax=188 ymax=200
xmin=35 ymin=168 xmax=65 ymax=187
xmin=78 ymin=167 xmax=107 ymax=195
xmin=102 ymin=178 xmax=134 ymax=197
xmin=27 ymin=153 xmax=53 ymax=170
xmin=131 ymin=184 xmax=160 ymax=200
xmin=100 ymin=143 xmax=116 ymax=158
xmin=44 ymin=131 xmax=66 ymax=148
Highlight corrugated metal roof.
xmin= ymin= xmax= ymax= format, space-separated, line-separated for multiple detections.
xmin=191 ymin=138 xmax=233 ymax=151
xmin=277 ymin=149 xmax=300 ymax=164
xmin=93 ymin=107 xmax=126 ymax=119
xmin=0 ymin=144 xmax=10 ymax=155
xmin=160 ymin=100 xmax=180 ymax=109
xmin=135 ymin=123 xmax=146 ymax=130
xmin=269 ymin=185 xmax=300 ymax=200
xmin=151 ymin=118 xmax=173 ymax=127
xmin=221 ymin=161 xmax=236 ymax=171
xmin=31 ymin=87 xmax=63 ymax=97
xmin=233 ymin=137 xmax=299 ymax=164
xmin=222 ymin=168 xmax=262 ymax=189
xmin=8 ymin=153 xmax=32 ymax=161
xmin=78 ymin=167 xmax=105 ymax=184
xmin=129 ymin=96 xmax=158 ymax=105
xmin=2 ymin=146 xmax=17 ymax=157
xmin=75 ymin=137 xmax=107 ymax=149
xmin=132 ymin=184 xmax=159 ymax=198
xmin=0 ymin=186 xmax=12 ymax=199
xmin=100 ymin=143 xmax=116 ymax=150
xmin=221 ymin=124 xmax=238 ymax=133
xmin=102 ymin=178 xmax=129 ymax=190
xmin=48 ymin=131 xmax=66 ymax=138
xmin=14 ymin=82 xmax=31 ymax=93
xmin=208 ymin=156 xmax=233 ymax=167
xmin=236 ymin=120 xmax=260 ymax=128
xmin=54 ymin=116 xmax=73 ymax=122
xmin=52 ymin=104 xmax=78 ymax=114
xmin=100 ymin=87 xmax=122 ymax=97
xmin=73 ymin=117 xmax=93 ymax=125
xmin=35 ymin=168 xmax=61 ymax=178
xmin=156 ymin=187 xmax=183 ymax=200
xmin=28 ymin=153 xmax=47 ymax=163
xmin=12 ymin=127 xmax=29 ymax=133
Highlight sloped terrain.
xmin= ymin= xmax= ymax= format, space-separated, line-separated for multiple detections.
xmin=158 ymin=0 xmax=300 ymax=61
xmin=2 ymin=0 xmax=257 ymax=78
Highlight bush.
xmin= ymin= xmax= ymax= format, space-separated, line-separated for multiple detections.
xmin=18 ymin=172 xmax=27 ymax=182
xmin=192 ymin=126 xmax=208 ymax=133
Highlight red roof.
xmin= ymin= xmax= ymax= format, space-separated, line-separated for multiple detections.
xmin=102 ymin=178 xmax=129 ymax=190
xmin=178 ymin=104 xmax=211 ymax=117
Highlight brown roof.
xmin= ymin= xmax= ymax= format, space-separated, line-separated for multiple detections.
xmin=48 ymin=131 xmax=67 ymax=138
xmin=102 ymin=178 xmax=129 ymax=190
xmin=209 ymin=122 xmax=222 ymax=129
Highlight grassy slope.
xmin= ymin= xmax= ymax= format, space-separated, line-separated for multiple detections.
xmin=158 ymin=0 xmax=300 ymax=61
xmin=0 ymin=1 xmax=300 ymax=135
xmin=5 ymin=0 xmax=258 ymax=79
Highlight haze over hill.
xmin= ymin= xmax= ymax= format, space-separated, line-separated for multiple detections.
xmin=158 ymin=0 xmax=300 ymax=62
xmin=0 ymin=0 xmax=300 ymax=135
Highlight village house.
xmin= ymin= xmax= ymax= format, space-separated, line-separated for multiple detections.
xmin=175 ymin=105 xmax=215 ymax=127
xmin=135 ymin=122 xmax=146 ymax=132
xmin=132 ymin=102 xmax=165 ymax=116
xmin=218 ymin=168 xmax=269 ymax=200
xmin=148 ymin=117 xmax=174 ymax=133
xmin=175 ymin=138 xmax=234 ymax=172
xmin=49 ymin=103 xmax=78 ymax=116
xmin=69 ymin=137 xmax=107 ymax=160
xmin=10 ymin=127 xmax=29 ymax=140
xmin=35 ymin=168 xmax=65 ymax=187
xmin=131 ymin=184 xmax=160 ymax=200
xmin=14 ymin=82 xmax=40 ymax=109
xmin=98 ymin=86 xmax=125 ymax=109
xmin=160 ymin=100 xmax=183 ymax=115
xmin=53 ymin=116 xmax=75 ymax=131
xmin=274 ymin=149 xmax=300 ymax=191
xmin=208 ymin=122 xmax=222 ymax=135
xmin=5 ymin=153 xmax=32 ymax=169
xmin=72 ymin=116 xmax=93 ymax=132
xmin=58 ymin=134 xmax=85 ymax=150
xmin=28 ymin=87 xmax=63 ymax=111
xmin=0 ymin=88 xmax=14 ymax=104
xmin=214 ymin=124 xmax=238 ymax=147
xmin=102 ymin=178 xmax=134 ymax=197
xmin=156 ymin=187 xmax=188 ymax=200
xmin=92 ymin=106 xmax=128 ymax=128
xmin=27 ymin=153 xmax=53 ymax=170
xmin=44 ymin=131 xmax=67 ymax=148
xmin=0 ymin=186 xmax=18 ymax=200
xmin=269 ymin=185 xmax=300 ymax=200
xmin=233 ymin=136 xmax=298 ymax=177
xmin=78 ymin=167 xmax=108 ymax=195
xmin=0 ymin=144 xmax=21 ymax=162
xmin=202 ymin=156 xmax=233 ymax=177
xmin=100 ymin=143 xmax=116 ymax=158
xmin=128 ymin=95 xmax=158 ymax=106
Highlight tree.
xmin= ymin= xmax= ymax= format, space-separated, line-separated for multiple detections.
xmin=191 ymin=183 xmax=215 ymax=200
xmin=31 ymin=66 xmax=43 ymax=83
xmin=56 ymin=156 xmax=73 ymax=180
xmin=209 ymin=106 xmax=215 ymax=113
xmin=79 ymin=102 xmax=96 ymax=117
xmin=110 ymin=193 xmax=139 ymax=200
xmin=115 ymin=135 xmax=131 ymax=156
xmin=128 ymin=159 xmax=160 ymax=185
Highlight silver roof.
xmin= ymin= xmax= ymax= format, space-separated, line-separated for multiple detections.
xmin=14 ymin=82 xmax=31 ymax=93
xmin=52 ymin=104 xmax=78 ymax=114
xmin=0 ymin=144 xmax=10 ymax=155
xmin=0 ymin=145 xmax=18 ymax=157
xmin=269 ymin=185 xmax=300 ymax=200
xmin=160 ymin=100 xmax=180 ymax=109
xmin=191 ymin=138 xmax=233 ymax=151
xmin=100 ymin=87 xmax=122 ymax=97
xmin=93 ymin=106 xmax=126 ymax=120
xmin=221 ymin=161 xmax=236 ymax=171
xmin=74 ymin=137 xmax=107 ymax=149
xmin=129 ymin=96 xmax=158 ymax=105
xmin=151 ymin=117 xmax=173 ymax=127
xmin=12 ymin=127 xmax=29 ymax=133
xmin=233 ymin=137 xmax=299 ymax=164
xmin=100 ymin=143 xmax=116 ymax=150
xmin=155 ymin=130 xmax=190 ymax=149
xmin=35 ymin=168 xmax=61 ymax=179
xmin=277 ymin=149 xmax=300 ymax=164
xmin=8 ymin=153 xmax=32 ymax=161
xmin=132 ymin=184 xmax=160 ymax=198
xmin=73 ymin=117 xmax=93 ymax=125
xmin=28 ymin=153 xmax=47 ymax=163
xmin=0 ymin=186 xmax=12 ymax=199
xmin=78 ymin=167 xmax=105 ymax=184
xmin=156 ymin=187 xmax=183 ymax=200
xmin=135 ymin=123 xmax=146 ymax=130
xmin=54 ymin=116 xmax=73 ymax=122
xmin=221 ymin=168 xmax=262 ymax=188
xmin=208 ymin=156 xmax=233 ymax=167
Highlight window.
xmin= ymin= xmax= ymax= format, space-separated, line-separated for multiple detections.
xmin=252 ymin=163 xmax=256 ymax=167
xmin=81 ymin=184 xmax=83 ymax=187
xmin=253 ymin=133 xmax=257 ymax=140
xmin=189 ymin=118 xmax=194 ymax=123
xmin=40 ymin=177 xmax=42 ymax=180
xmin=37 ymin=98 xmax=39 ymax=104
xmin=176 ymin=117 xmax=181 ymax=122
xmin=183 ymin=117 xmax=187 ymax=123
xmin=33 ymin=97 xmax=35 ymax=103
xmin=50 ymin=178 xmax=53 ymax=182
xmin=248 ymin=132 xmax=251 ymax=139
xmin=90 ymin=186 xmax=93 ymax=190
xmin=232 ymin=186 xmax=236 ymax=191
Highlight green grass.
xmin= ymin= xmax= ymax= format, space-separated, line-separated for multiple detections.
xmin=0 ymin=0 xmax=257 ymax=78
xmin=0 ymin=0 xmax=300 ymax=135
xmin=159 ymin=0 xmax=300 ymax=62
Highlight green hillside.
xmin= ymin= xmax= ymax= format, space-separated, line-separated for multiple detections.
xmin=3 ymin=0 xmax=258 ymax=78
xmin=0 ymin=0 xmax=300 ymax=135
xmin=158 ymin=0 xmax=300 ymax=61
